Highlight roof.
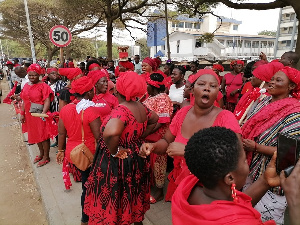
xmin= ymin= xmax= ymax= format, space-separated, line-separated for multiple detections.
xmin=217 ymin=16 xmax=242 ymax=25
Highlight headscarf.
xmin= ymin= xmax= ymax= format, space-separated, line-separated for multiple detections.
xmin=143 ymin=57 xmax=157 ymax=71
xmin=212 ymin=64 xmax=224 ymax=72
xmin=154 ymin=57 xmax=162 ymax=68
xmin=145 ymin=74 xmax=165 ymax=88
xmin=230 ymin=60 xmax=244 ymax=70
xmin=59 ymin=68 xmax=82 ymax=81
xmin=46 ymin=68 xmax=58 ymax=74
xmin=190 ymin=69 xmax=220 ymax=85
xmin=253 ymin=60 xmax=268 ymax=68
xmin=27 ymin=63 xmax=42 ymax=75
xmin=116 ymin=71 xmax=147 ymax=101
xmin=87 ymin=70 xmax=107 ymax=86
xmin=280 ymin=66 xmax=300 ymax=99
xmin=6 ymin=61 xmax=13 ymax=65
xmin=252 ymin=61 xmax=284 ymax=82
xmin=70 ymin=76 xmax=94 ymax=95
xmin=119 ymin=61 xmax=134 ymax=71
xmin=88 ymin=63 xmax=100 ymax=71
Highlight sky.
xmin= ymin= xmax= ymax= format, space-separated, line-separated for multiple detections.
xmin=81 ymin=0 xmax=281 ymax=45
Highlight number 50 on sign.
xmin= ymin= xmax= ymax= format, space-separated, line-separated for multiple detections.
xmin=49 ymin=25 xmax=72 ymax=47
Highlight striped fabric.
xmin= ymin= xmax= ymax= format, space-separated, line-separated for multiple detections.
xmin=50 ymin=80 xmax=67 ymax=113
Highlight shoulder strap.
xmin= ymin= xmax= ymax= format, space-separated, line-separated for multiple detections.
xmin=81 ymin=110 xmax=85 ymax=142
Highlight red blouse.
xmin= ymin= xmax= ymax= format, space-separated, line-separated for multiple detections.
xmin=92 ymin=92 xmax=118 ymax=120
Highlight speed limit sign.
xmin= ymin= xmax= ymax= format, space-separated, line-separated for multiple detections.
xmin=49 ymin=25 xmax=72 ymax=47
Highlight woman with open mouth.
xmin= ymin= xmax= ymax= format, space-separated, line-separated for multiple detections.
xmin=140 ymin=68 xmax=241 ymax=202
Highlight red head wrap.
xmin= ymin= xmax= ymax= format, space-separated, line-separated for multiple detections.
xmin=143 ymin=57 xmax=157 ymax=71
xmin=46 ymin=68 xmax=58 ymax=74
xmin=88 ymin=63 xmax=101 ymax=71
xmin=6 ymin=61 xmax=13 ymax=65
xmin=70 ymin=76 xmax=94 ymax=95
xmin=190 ymin=69 xmax=220 ymax=85
xmin=27 ymin=63 xmax=42 ymax=75
xmin=154 ymin=57 xmax=161 ymax=68
xmin=252 ymin=61 xmax=284 ymax=82
xmin=280 ymin=66 xmax=300 ymax=99
xmin=145 ymin=74 xmax=165 ymax=88
xmin=116 ymin=71 xmax=147 ymax=101
xmin=230 ymin=60 xmax=244 ymax=70
xmin=119 ymin=61 xmax=134 ymax=71
xmin=187 ymin=75 xmax=195 ymax=84
xmin=212 ymin=64 xmax=224 ymax=72
xmin=59 ymin=68 xmax=82 ymax=81
xmin=253 ymin=60 xmax=268 ymax=68
xmin=87 ymin=70 xmax=107 ymax=85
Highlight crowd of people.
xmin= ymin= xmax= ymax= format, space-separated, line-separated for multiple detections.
xmin=3 ymin=50 xmax=300 ymax=225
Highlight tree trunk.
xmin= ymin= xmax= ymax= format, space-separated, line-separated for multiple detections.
xmin=106 ymin=19 xmax=113 ymax=60
xmin=47 ymin=46 xmax=59 ymax=67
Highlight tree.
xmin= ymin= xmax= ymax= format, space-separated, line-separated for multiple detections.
xmin=0 ymin=0 xmax=104 ymax=63
xmin=175 ymin=0 xmax=300 ymax=68
xmin=135 ymin=38 xmax=150 ymax=59
xmin=258 ymin=30 xmax=277 ymax=37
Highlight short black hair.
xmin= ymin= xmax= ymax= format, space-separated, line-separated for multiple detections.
xmin=174 ymin=65 xmax=186 ymax=75
xmin=165 ymin=62 xmax=175 ymax=73
xmin=86 ymin=59 xmax=101 ymax=71
xmin=149 ymin=73 xmax=165 ymax=93
xmin=185 ymin=127 xmax=240 ymax=189
xmin=243 ymin=60 xmax=256 ymax=79
xmin=285 ymin=51 xmax=300 ymax=65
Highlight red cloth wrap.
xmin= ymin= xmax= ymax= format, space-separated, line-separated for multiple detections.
xmin=212 ymin=64 xmax=224 ymax=72
xmin=87 ymin=70 xmax=107 ymax=85
xmin=3 ymin=82 xmax=18 ymax=104
xmin=88 ymin=63 xmax=100 ymax=71
xmin=252 ymin=61 xmax=284 ymax=82
xmin=116 ymin=71 xmax=147 ymax=101
xmin=190 ymin=69 xmax=220 ymax=85
xmin=59 ymin=68 xmax=82 ymax=80
xmin=242 ymin=97 xmax=300 ymax=164
xmin=253 ymin=60 xmax=268 ymax=68
xmin=230 ymin=60 xmax=244 ymax=70
xmin=145 ymin=74 xmax=165 ymax=88
xmin=119 ymin=61 xmax=134 ymax=71
xmin=45 ymin=112 xmax=59 ymax=140
xmin=62 ymin=157 xmax=72 ymax=190
xmin=46 ymin=68 xmax=58 ymax=74
xmin=27 ymin=64 xmax=42 ymax=75
xmin=119 ymin=52 xmax=128 ymax=60
xmin=70 ymin=76 xmax=94 ymax=95
xmin=280 ymin=66 xmax=300 ymax=99
xmin=6 ymin=61 xmax=13 ymax=65
xmin=143 ymin=57 xmax=157 ymax=71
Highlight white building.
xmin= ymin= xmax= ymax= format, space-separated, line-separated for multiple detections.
xmin=274 ymin=6 xmax=298 ymax=58
xmin=148 ymin=14 xmax=275 ymax=61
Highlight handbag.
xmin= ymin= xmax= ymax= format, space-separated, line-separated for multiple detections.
xmin=70 ymin=110 xmax=94 ymax=171
xmin=29 ymin=102 xmax=44 ymax=113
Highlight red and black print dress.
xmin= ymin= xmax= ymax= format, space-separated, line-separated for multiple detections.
xmin=84 ymin=104 xmax=151 ymax=225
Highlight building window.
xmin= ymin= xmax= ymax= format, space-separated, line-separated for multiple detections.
xmin=177 ymin=22 xmax=184 ymax=28
xmin=286 ymin=40 xmax=291 ymax=47
xmin=172 ymin=22 xmax=176 ymax=28
xmin=260 ymin=41 xmax=267 ymax=48
xmin=233 ymin=25 xmax=238 ymax=31
xmin=244 ymin=41 xmax=251 ymax=48
xmin=185 ymin=22 xmax=192 ymax=28
xmin=194 ymin=23 xmax=200 ymax=29
xmin=217 ymin=39 xmax=225 ymax=45
xmin=227 ymin=40 xmax=234 ymax=47
xmin=195 ymin=39 xmax=202 ymax=48
xmin=288 ymin=27 xmax=293 ymax=34
xmin=291 ymin=13 xmax=295 ymax=21
xmin=252 ymin=41 xmax=259 ymax=48
xmin=177 ymin=40 xmax=180 ymax=53
xmin=286 ymin=13 xmax=290 ymax=17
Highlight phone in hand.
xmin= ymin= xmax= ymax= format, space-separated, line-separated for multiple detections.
xmin=276 ymin=133 xmax=300 ymax=176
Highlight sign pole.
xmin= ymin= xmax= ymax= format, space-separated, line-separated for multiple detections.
xmin=60 ymin=47 xmax=63 ymax=68
xmin=24 ymin=0 xmax=36 ymax=63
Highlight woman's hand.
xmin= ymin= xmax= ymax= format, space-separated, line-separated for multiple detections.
xmin=56 ymin=152 xmax=64 ymax=164
xmin=243 ymin=139 xmax=256 ymax=152
xmin=139 ymin=143 xmax=154 ymax=158
xmin=230 ymin=89 xmax=239 ymax=96
xmin=113 ymin=147 xmax=130 ymax=159
xmin=264 ymin=152 xmax=280 ymax=187
xmin=20 ymin=115 xmax=25 ymax=123
xmin=166 ymin=142 xmax=185 ymax=157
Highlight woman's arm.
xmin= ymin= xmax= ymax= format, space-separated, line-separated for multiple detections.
xmin=243 ymin=139 xmax=276 ymax=156
xmin=221 ymin=76 xmax=226 ymax=94
xmin=56 ymin=119 xmax=67 ymax=164
xmin=141 ymin=111 xmax=159 ymax=138
xmin=89 ymin=117 xmax=101 ymax=141
xmin=103 ymin=118 xmax=125 ymax=155
xmin=58 ymin=99 xmax=68 ymax=112
xmin=42 ymin=96 xmax=51 ymax=114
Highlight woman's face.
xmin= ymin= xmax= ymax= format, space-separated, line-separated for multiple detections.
xmin=234 ymin=64 xmax=243 ymax=73
xmin=142 ymin=62 xmax=152 ymax=73
xmin=171 ymin=68 xmax=183 ymax=84
xmin=190 ymin=64 xmax=197 ymax=73
xmin=193 ymin=74 xmax=219 ymax=108
xmin=231 ymin=137 xmax=250 ymax=190
xmin=268 ymin=71 xmax=294 ymax=99
xmin=48 ymin=71 xmax=58 ymax=82
xmin=183 ymin=81 xmax=192 ymax=98
xmin=163 ymin=65 xmax=170 ymax=75
xmin=250 ymin=76 xmax=263 ymax=88
xmin=28 ymin=71 xmax=40 ymax=84
xmin=95 ymin=77 xmax=108 ymax=94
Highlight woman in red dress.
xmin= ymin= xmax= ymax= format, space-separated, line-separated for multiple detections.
xmin=56 ymin=76 xmax=101 ymax=225
xmin=143 ymin=73 xmax=173 ymax=203
xmin=88 ymin=70 xmax=118 ymax=120
xmin=20 ymin=64 xmax=54 ymax=167
xmin=84 ymin=71 xmax=158 ymax=225
xmin=140 ymin=69 xmax=241 ymax=201
xmin=221 ymin=60 xmax=244 ymax=112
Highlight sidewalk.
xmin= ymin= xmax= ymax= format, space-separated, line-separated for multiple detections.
xmin=25 ymin=135 xmax=172 ymax=225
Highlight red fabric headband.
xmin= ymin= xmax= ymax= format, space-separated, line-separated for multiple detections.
xmin=59 ymin=68 xmax=82 ymax=80
xmin=46 ymin=68 xmax=58 ymax=74
xmin=87 ymin=70 xmax=107 ymax=85
xmin=70 ymin=76 xmax=94 ymax=95
xmin=212 ymin=64 xmax=224 ymax=72
xmin=119 ymin=61 xmax=134 ymax=71
xmin=145 ymin=74 xmax=164 ymax=88
xmin=190 ymin=69 xmax=220 ymax=85
xmin=88 ymin=63 xmax=101 ymax=71
xmin=27 ymin=64 xmax=42 ymax=75
xmin=252 ymin=61 xmax=284 ymax=82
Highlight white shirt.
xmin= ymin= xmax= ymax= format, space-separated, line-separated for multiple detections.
xmin=169 ymin=84 xmax=185 ymax=103
xmin=20 ymin=75 xmax=29 ymax=89
xmin=134 ymin=62 xmax=142 ymax=75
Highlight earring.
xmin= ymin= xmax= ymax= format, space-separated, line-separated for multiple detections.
xmin=231 ymin=183 xmax=239 ymax=203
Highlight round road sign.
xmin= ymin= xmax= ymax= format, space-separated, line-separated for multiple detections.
xmin=49 ymin=25 xmax=72 ymax=47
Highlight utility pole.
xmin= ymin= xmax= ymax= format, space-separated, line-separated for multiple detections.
xmin=164 ymin=0 xmax=171 ymax=60
xmin=24 ymin=0 xmax=36 ymax=63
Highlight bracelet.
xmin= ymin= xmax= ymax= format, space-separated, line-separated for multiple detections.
xmin=57 ymin=150 xmax=65 ymax=152
xmin=111 ymin=147 xmax=120 ymax=157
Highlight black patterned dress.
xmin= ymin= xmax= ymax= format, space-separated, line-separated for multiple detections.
xmin=84 ymin=105 xmax=151 ymax=225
